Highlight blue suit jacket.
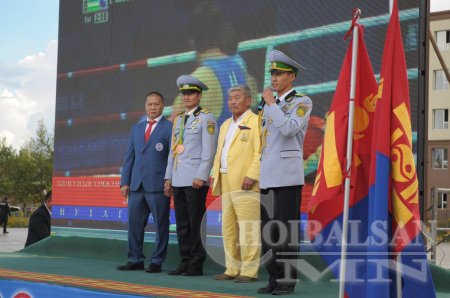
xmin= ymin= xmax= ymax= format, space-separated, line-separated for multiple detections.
xmin=121 ymin=117 xmax=173 ymax=192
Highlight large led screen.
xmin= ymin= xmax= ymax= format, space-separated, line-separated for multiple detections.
xmin=53 ymin=0 xmax=422 ymax=234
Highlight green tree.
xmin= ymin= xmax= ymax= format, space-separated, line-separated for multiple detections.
xmin=13 ymin=149 xmax=38 ymax=209
xmin=0 ymin=120 xmax=54 ymax=208
xmin=19 ymin=119 xmax=54 ymax=207
xmin=0 ymin=138 xmax=17 ymax=196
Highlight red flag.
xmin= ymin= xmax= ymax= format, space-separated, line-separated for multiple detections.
xmin=366 ymin=0 xmax=436 ymax=296
xmin=369 ymin=0 xmax=423 ymax=255
xmin=308 ymin=23 xmax=378 ymax=238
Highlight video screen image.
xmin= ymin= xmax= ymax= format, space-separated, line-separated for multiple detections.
xmin=53 ymin=0 xmax=422 ymax=235
xmin=83 ymin=0 xmax=108 ymax=14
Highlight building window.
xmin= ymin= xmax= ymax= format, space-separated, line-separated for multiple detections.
xmin=438 ymin=193 xmax=448 ymax=209
xmin=432 ymin=148 xmax=448 ymax=169
xmin=434 ymin=70 xmax=450 ymax=90
xmin=433 ymin=109 xmax=449 ymax=129
xmin=435 ymin=30 xmax=450 ymax=51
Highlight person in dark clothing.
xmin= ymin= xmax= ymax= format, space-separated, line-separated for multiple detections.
xmin=0 ymin=196 xmax=11 ymax=234
xmin=25 ymin=191 xmax=52 ymax=247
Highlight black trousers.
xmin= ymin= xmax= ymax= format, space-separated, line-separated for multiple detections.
xmin=172 ymin=186 xmax=208 ymax=270
xmin=2 ymin=215 xmax=8 ymax=232
xmin=260 ymin=185 xmax=302 ymax=287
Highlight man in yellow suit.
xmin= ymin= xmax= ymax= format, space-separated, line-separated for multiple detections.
xmin=211 ymin=84 xmax=261 ymax=283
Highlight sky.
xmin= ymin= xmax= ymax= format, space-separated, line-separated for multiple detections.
xmin=0 ymin=0 xmax=449 ymax=150
xmin=430 ymin=0 xmax=450 ymax=12
xmin=431 ymin=0 xmax=450 ymax=12
xmin=0 ymin=0 xmax=59 ymax=149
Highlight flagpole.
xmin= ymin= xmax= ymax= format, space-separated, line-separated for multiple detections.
xmin=388 ymin=1 xmax=403 ymax=297
xmin=338 ymin=9 xmax=360 ymax=298
xmin=396 ymin=255 xmax=403 ymax=297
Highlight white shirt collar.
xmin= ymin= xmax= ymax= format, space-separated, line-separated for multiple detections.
xmin=278 ymin=88 xmax=295 ymax=102
xmin=186 ymin=106 xmax=199 ymax=116
xmin=146 ymin=114 xmax=163 ymax=123
xmin=44 ymin=202 xmax=52 ymax=216
xmin=232 ymin=109 xmax=250 ymax=124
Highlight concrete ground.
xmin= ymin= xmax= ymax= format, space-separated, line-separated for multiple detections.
xmin=428 ymin=241 xmax=450 ymax=269
xmin=0 ymin=228 xmax=28 ymax=252
xmin=1 ymin=228 xmax=449 ymax=269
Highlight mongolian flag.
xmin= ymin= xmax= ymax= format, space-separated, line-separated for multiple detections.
xmin=366 ymin=0 xmax=436 ymax=297
xmin=307 ymin=19 xmax=379 ymax=296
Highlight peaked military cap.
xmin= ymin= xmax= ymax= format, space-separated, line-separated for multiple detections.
xmin=176 ymin=75 xmax=209 ymax=92
xmin=268 ymin=50 xmax=306 ymax=75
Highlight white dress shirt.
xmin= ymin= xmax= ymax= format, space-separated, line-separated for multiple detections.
xmin=277 ymin=88 xmax=295 ymax=103
xmin=180 ymin=105 xmax=199 ymax=126
xmin=44 ymin=202 xmax=52 ymax=216
xmin=220 ymin=110 xmax=250 ymax=172
xmin=146 ymin=114 xmax=163 ymax=134
xmin=185 ymin=106 xmax=199 ymax=116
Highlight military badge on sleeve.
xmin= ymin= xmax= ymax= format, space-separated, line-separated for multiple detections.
xmin=207 ymin=121 xmax=215 ymax=135
xmin=296 ymin=103 xmax=309 ymax=118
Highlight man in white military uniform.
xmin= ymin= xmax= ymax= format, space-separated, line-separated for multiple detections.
xmin=165 ymin=75 xmax=218 ymax=276
xmin=257 ymin=50 xmax=312 ymax=295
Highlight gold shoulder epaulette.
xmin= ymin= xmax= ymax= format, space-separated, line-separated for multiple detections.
xmin=295 ymin=93 xmax=306 ymax=97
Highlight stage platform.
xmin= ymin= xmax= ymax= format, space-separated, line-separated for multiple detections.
xmin=0 ymin=234 xmax=449 ymax=297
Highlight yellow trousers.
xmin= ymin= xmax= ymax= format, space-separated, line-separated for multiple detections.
xmin=221 ymin=174 xmax=261 ymax=278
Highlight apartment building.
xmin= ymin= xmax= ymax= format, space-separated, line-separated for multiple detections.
xmin=426 ymin=10 xmax=450 ymax=221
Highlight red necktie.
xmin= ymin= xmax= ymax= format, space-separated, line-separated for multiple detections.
xmin=145 ymin=120 xmax=156 ymax=143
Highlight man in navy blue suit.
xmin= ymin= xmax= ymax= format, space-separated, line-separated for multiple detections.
xmin=117 ymin=91 xmax=173 ymax=273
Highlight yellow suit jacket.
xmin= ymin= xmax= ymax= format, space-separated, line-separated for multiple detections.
xmin=212 ymin=111 xmax=261 ymax=196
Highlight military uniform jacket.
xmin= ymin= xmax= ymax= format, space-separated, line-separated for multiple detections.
xmin=165 ymin=107 xmax=218 ymax=187
xmin=259 ymin=90 xmax=312 ymax=189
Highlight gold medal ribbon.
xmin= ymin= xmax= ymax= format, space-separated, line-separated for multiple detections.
xmin=258 ymin=110 xmax=266 ymax=154
xmin=171 ymin=113 xmax=188 ymax=170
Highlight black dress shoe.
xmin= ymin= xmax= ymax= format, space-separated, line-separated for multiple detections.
xmin=145 ymin=263 xmax=162 ymax=273
xmin=3 ymin=231 xmax=8 ymax=234
xmin=257 ymin=283 xmax=277 ymax=294
xmin=116 ymin=262 xmax=144 ymax=271
xmin=181 ymin=268 xmax=203 ymax=276
xmin=272 ymin=285 xmax=294 ymax=295
xmin=168 ymin=264 xmax=189 ymax=275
